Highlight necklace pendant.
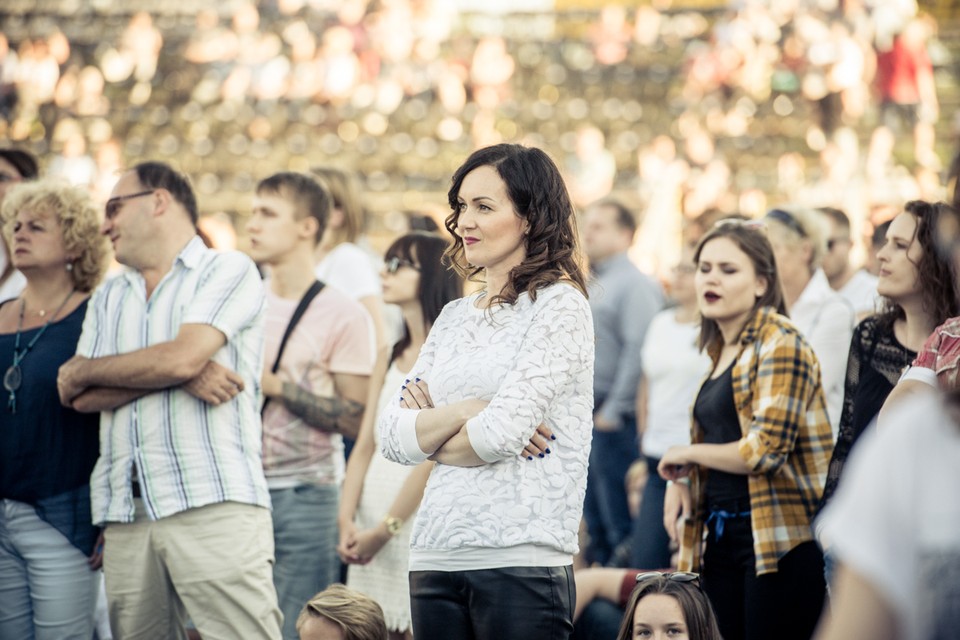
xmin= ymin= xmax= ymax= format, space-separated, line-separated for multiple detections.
xmin=37 ymin=309 xmax=46 ymax=318
xmin=3 ymin=364 xmax=21 ymax=392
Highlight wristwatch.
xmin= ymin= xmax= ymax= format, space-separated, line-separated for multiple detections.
xmin=382 ymin=515 xmax=404 ymax=536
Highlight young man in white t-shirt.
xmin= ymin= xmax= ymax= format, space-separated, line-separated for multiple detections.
xmin=246 ymin=172 xmax=373 ymax=640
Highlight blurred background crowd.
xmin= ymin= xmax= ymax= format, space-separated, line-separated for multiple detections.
xmin=2 ymin=0 xmax=958 ymax=280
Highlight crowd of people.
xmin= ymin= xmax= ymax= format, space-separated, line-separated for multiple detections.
xmin=2 ymin=126 xmax=960 ymax=640
xmin=1 ymin=3 xmax=959 ymax=640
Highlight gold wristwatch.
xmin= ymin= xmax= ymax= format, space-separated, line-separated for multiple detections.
xmin=382 ymin=515 xmax=404 ymax=536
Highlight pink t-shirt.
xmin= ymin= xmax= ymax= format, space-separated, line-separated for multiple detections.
xmin=261 ymin=285 xmax=373 ymax=487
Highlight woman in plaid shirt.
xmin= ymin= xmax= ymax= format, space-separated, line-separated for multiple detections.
xmin=658 ymin=220 xmax=834 ymax=640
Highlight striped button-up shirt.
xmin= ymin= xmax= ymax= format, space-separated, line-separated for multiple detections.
xmin=80 ymin=237 xmax=271 ymax=525
xmin=679 ymin=307 xmax=834 ymax=576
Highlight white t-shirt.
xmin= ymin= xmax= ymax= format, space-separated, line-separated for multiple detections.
xmin=314 ymin=242 xmax=382 ymax=300
xmin=838 ymin=269 xmax=880 ymax=318
xmin=791 ymin=269 xmax=856 ymax=437
xmin=640 ymin=309 xmax=711 ymax=459
xmin=817 ymin=394 xmax=960 ymax=640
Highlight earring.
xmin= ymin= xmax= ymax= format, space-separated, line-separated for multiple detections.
xmin=66 ymin=262 xmax=74 ymax=272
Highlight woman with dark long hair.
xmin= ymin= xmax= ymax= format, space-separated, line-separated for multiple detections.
xmin=378 ymin=144 xmax=594 ymax=639
xmin=338 ymin=232 xmax=462 ymax=639
xmin=818 ymin=201 xmax=958 ymax=527
xmin=659 ymin=220 xmax=833 ymax=640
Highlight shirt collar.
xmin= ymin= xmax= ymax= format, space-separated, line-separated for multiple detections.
xmin=706 ymin=306 xmax=777 ymax=361
xmin=121 ymin=235 xmax=207 ymax=287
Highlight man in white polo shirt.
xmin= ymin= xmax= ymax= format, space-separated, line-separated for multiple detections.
xmin=57 ymin=161 xmax=281 ymax=639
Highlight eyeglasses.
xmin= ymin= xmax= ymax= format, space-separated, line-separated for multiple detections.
xmin=105 ymin=190 xmax=154 ymax=220
xmin=765 ymin=208 xmax=807 ymax=238
xmin=384 ymin=256 xmax=420 ymax=274
xmin=635 ymin=571 xmax=701 ymax=588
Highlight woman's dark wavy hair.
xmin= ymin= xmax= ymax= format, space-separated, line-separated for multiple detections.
xmin=385 ymin=232 xmax=463 ymax=363
xmin=694 ymin=220 xmax=787 ymax=351
xmin=444 ymin=144 xmax=588 ymax=306
xmin=875 ymin=200 xmax=960 ymax=332
xmin=615 ymin=575 xmax=722 ymax=640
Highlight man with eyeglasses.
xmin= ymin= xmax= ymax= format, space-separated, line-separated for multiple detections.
xmin=57 ymin=161 xmax=283 ymax=639
xmin=818 ymin=207 xmax=879 ymax=321
xmin=246 ymin=171 xmax=371 ymax=640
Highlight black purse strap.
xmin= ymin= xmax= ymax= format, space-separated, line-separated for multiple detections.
xmin=263 ymin=280 xmax=324 ymax=413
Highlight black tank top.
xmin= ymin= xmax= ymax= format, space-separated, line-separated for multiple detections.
xmin=693 ymin=361 xmax=750 ymax=509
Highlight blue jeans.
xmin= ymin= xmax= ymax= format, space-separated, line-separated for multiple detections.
xmin=0 ymin=499 xmax=98 ymax=640
xmin=583 ymin=417 xmax=638 ymax=566
xmin=270 ymin=484 xmax=339 ymax=640
xmin=630 ymin=455 xmax=672 ymax=570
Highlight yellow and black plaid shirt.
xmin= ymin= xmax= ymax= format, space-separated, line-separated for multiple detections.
xmin=679 ymin=307 xmax=834 ymax=576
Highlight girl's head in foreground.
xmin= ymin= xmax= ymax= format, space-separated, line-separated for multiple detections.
xmin=693 ymin=219 xmax=786 ymax=350
xmin=296 ymin=584 xmax=387 ymax=640
xmin=444 ymin=143 xmax=587 ymax=305
xmin=616 ymin=573 xmax=722 ymax=640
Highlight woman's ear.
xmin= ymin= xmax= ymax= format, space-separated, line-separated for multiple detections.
xmin=755 ymin=275 xmax=768 ymax=299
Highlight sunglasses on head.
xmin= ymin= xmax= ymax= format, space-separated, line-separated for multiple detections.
xmin=713 ymin=217 xmax=766 ymax=232
xmin=765 ymin=208 xmax=807 ymax=238
xmin=384 ymin=256 xmax=420 ymax=274
xmin=105 ymin=190 xmax=155 ymax=220
xmin=635 ymin=571 xmax=701 ymax=588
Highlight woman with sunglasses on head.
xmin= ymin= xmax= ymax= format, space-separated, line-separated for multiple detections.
xmin=0 ymin=179 xmax=109 ymax=639
xmin=337 ymin=232 xmax=462 ymax=640
xmin=616 ymin=572 xmax=722 ymax=640
xmin=764 ymin=206 xmax=856 ymax=438
xmin=659 ymin=220 xmax=833 ymax=640
xmin=378 ymin=144 xmax=594 ymax=639
xmin=817 ymin=201 xmax=958 ymax=568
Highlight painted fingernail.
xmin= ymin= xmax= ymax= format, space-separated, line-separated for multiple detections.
xmin=405 ymin=379 xmax=410 ymax=384
xmin=415 ymin=377 xmax=421 ymax=382
xmin=545 ymin=448 xmax=551 ymax=454
xmin=527 ymin=456 xmax=533 ymax=461
xmin=401 ymin=385 xmax=406 ymax=390
xmin=550 ymin=435 xmax=556 ymax=440
xmin=538 ymin=453 xmax=545 ymax=458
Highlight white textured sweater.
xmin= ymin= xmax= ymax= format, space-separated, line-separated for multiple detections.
xmin=379 ymin=283 xmax=595 ymax=571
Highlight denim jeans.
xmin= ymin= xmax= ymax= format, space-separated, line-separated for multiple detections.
xmin=583 ymin=416 xmax=638 ymax=565
xmin=270 ymin=484 xmax=340 ymax=640
xmin=0 ymin=499 xmax=98 ymax=640
xmin=630 ymin=455 xmax=673 ymax=570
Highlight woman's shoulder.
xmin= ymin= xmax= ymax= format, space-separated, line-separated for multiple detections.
xmin=531 ymin=280 xmax=589 ymax=308
xmin=751 ymin=309 xmax=816 ymax=353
